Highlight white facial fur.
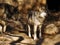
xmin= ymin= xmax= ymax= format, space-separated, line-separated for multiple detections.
xmin=40 ymin=11 xmax=46 ymax=18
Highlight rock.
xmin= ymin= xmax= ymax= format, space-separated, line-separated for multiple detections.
xmin=42 ymin=34 xmax=60 ymax=45
xmin=0 ymin=0 xmax=18 ymax=7
xmin=44 ymin=24 xmax=58 ymax=35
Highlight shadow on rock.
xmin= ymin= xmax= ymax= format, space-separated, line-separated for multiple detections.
xmin=10 ymin=36 xmax=24 ymax=45
xmin=36 ymin=38 xmax=44 ymax=45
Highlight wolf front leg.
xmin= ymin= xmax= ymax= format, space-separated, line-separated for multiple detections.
xmin=34 ymin=25 xmax=38 ymax=40
xmin=39 ymin=24 xmax=42 ymax=38
xmin=0 ymin=25 xmax=3 ymax=33
xmin=3 ymin=25 xmax=6 ymax=33
xmin=28 ymin=24 xmax=31 ymax=37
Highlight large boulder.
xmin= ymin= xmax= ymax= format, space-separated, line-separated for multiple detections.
xmin=44 ymin=24 xmax=58 ymax=35
xmin=0 ymin=0 xmax=18 ymax=7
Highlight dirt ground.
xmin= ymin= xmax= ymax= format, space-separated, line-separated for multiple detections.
xmin=0 ymin=0 xmax=60 ymax=45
